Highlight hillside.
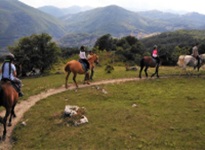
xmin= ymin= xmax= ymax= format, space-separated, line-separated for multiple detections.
xmin=1 ymin=1 xmax=205 ymax=50
xmin=60 ymin=5 xmax=205 ymax=44
xmin=0 ymin=0 xmax=66 ymax=51
xmin=62 ymin=5 xmax=162 ymax=38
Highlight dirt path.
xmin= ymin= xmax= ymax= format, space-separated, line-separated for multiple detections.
xmin=0 ymin=77 xmax=145 ymax=150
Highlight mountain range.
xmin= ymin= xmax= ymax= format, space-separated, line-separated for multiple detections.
xmin=1 ymin=0 xmax=205 ymax=51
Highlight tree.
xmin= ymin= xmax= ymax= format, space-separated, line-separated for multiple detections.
xmin=9 ymin=33 xmax=61 ymax=76
xmin=94 ymin=34 xmax=114 ymax=51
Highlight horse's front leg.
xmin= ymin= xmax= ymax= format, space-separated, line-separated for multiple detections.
xmin=90 ymin=69 xmax=94 ymax=80
xmin=0 ymin=117 xmax=5 ymax=141
xmin=139 ymin=66 xmax=143 ymax=78
xmin=83 ymin=72 xmax=90 ymax=85
xmin=73 ymin=73 xmax=78 ymax=88
xmin=151 ymin=65 xmax=159 ymax=78
xmin=144 ymin=66 xmax=149 ymax=78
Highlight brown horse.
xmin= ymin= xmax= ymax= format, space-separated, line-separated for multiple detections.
xmin=0 ymin=80 xmax=19 ymax=140
xmin=139 ymin=54 xmax=167 ymax=78
xmin=65 ymin=54 xmax=99 ymax=88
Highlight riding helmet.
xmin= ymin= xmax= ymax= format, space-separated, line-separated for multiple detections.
xmin=80 ymin=45 xmax=85 ymax=51
xmin=5 ymin=53 xmax=15 ymax=61
xmin=153 ymin=45 xmax=158 ymax=49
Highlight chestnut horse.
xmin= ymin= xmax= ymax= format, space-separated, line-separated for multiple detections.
xmin=65 ymin=54 xmax=99 ymax=88
xmin=0 ymin=80 xmax=19 ymax=140
xmin=139 ymin=54 xmax=167 ymax=78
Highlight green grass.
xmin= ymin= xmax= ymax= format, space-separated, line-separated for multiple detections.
xmin=11 ymin=66 xmax=205 ymax=150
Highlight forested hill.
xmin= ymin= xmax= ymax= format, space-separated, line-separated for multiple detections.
xmin=0 ymin=0 xmax=66 ymax=50
xmin=140 ymin=29 xmax=205 ymax=65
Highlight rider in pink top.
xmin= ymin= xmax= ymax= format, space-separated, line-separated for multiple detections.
xmin=152 ymin=45 xmax=160 ymax=65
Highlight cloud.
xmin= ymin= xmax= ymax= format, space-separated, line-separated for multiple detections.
xmin=19 ymin=0 xmax=205 ymax=14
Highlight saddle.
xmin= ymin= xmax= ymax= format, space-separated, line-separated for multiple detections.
xmin=0 ymin=78 xmax=20 ymax=93
xmin=152 ymin=57 xmax=157 ymax=63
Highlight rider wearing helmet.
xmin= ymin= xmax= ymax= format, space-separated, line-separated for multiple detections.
xmin=0 ymin=53 xmax=23 ymax=97
xmin=87 ymin=50 xmax=94 ymax=59
xmin=152 ymin=45 xmax=160 ymax=65
xmin=192 ymin=42 xmax=200 ymax=67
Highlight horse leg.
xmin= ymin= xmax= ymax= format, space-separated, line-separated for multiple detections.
xmin=2 ymin=108 xmax=10 ymax=140
xmin=139 ymin=66 xmax=144 ymax=78
xmin=72 ymin=73 xmax=78 ymax=88
xmin=83 ymin=72 xmax=90 ymax=85
xmin=144 ymin=66 xmax=149 ymax=78
xmin=151 ymin=65 xmax=159 ymax=78
xmin=0 ymin=117 xmax=4 ymax=141
xmin=86 ymin=72 xmax=90 ymax=84
xmin=8 ymin=104 xmax=17 ymax=126
xmin=65 ymin=71 xmax=71 ymax=89
xmin=90 ymin=69 xmax=94 ymax=80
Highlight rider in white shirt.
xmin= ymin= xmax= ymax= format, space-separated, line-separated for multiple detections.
xmin=0 ymin=53 xmax=23 ymax=97
xmin=79 ymin=46 xmax=89 ymax=71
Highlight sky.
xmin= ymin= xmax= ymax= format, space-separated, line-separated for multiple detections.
xmin=18 ymin=0 xmax=205 ymax=15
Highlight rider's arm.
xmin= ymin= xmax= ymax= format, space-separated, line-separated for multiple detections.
xmin=12 ymin=64 xmax=17 ymax=77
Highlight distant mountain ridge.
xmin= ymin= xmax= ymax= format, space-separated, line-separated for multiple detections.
xmin=38 ymin=5 xmax=92 ymax=17
xmin=1 ymin=0 xmax=205 ymax=50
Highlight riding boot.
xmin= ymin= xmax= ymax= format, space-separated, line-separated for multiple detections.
xmin=19 ymin=90 xmax=24 ymax=97
xmin=198 ymin=59 xmax=200 ymax=67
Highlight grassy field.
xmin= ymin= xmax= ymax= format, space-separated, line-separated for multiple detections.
xmin=9 ymin=66 xmax=205 ymax=149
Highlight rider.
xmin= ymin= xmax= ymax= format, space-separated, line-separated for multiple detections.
xmin=152 ymin=45 xmax=160 ymax=65
xmin=79 ymin=46 xmax=90 ymax=71
xmin=192 ymin=42 xmax=200 ymax=67
xmin=0 ymin=53 xmax=24 ymax=97
xmin=87 ymin=50 xmax=94 ymax=59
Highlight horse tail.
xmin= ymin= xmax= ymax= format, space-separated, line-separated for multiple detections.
xmin=64 ymin=63 xmax=71 ymax=72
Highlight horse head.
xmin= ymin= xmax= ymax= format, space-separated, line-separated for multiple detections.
xmin=159 ymin=53 xmax=169 ymax=64
xmin=88 ymin=54 xmax=99 ymax=65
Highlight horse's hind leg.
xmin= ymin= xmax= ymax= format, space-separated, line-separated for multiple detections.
xmin=65 ymin=71 xmax=71 ymax=89
xmin=1 ymin=109 xmax=10 ymax=140
xmin=8 ymin=104 xmax=17 ymax=126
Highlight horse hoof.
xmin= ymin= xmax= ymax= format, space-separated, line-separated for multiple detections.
xmin=1 ymin=135 xmax=6 ymax=141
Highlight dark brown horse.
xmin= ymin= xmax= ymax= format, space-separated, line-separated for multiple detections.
xmin=65 ymin=54 xmax=99 ymax=88
xmin=0 ymin=80 xmax=19 ymax=140
xmin=139 ymin=54 xmax=167 ymax=78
